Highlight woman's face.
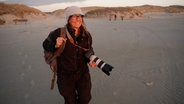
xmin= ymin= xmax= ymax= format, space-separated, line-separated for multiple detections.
xmin=68 ymin=14 xmax=83 ymax=30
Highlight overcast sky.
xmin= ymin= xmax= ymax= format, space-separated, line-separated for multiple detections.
xmin=2 ymin=0 xmax=184 ymax=12
xmin=1 ymin=0 xmax=85 ymax=6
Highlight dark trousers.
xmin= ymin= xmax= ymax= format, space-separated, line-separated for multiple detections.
xmin=57 ymin=71 xmax=92 ymax=104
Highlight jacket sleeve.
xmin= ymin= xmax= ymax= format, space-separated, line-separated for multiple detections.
xmin=85 ymin=31 xmax=95 ymax=62
xmin=42 ymin=28 xmax=60 ymax=52
xmin=88 ymin=31 xmax=95 ymax=55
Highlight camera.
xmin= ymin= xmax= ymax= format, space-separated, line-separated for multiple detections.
xmin=85 ymin=48 xmax=114 ymax=76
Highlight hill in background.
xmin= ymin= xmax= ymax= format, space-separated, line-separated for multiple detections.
xmin=134 ymin=5 xmax=184 ymax=13
xmin=0 ymin=2 xmax=46 ymax=24
xmin=52 ymin=5 xmax=184 ymax=19
xmin=84 ymin=7 xmax=143 ymax=19
xmin=0 ymin=2 xmax=184 ymax=25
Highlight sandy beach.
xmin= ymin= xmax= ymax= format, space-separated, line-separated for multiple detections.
xmin=0 ymin=14 xmax=184 ymax=104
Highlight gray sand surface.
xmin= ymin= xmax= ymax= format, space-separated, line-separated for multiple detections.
xmin=0 ymin=14 xmax=184 ymax=104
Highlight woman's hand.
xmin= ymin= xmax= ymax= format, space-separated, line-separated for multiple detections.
xmin=89 ymin=61 xmax=96 ymax=68
xmin=55 ymin=37 xmax=67 ymax=48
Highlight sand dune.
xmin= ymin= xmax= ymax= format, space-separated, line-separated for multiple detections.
xmin=1 ymin=2 xmax=184 ymax=25
xmin=0 ymin=14 xmax=184 ymax=104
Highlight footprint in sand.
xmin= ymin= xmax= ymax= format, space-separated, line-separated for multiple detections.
xmin=21 ymin=60 xmax=25 ymax=65
xmin=28 ymin=65 xmax=32 ymax=70
xmin=113 ymin=91 xmax=118 ymax=96
xmin=30 ymin=80 xmax=35 ymax=88
xmin=24 ymin=93 xmax=29 ymax=100
xmin=20 ymin=72 xmax=25 ymax=81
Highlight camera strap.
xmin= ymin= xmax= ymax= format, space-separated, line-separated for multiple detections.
xmin=65 ymin=27 xmax=90 ymax=51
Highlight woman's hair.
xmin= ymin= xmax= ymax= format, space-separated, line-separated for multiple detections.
xmin=81 ymin=19 xmax=88 ymax=32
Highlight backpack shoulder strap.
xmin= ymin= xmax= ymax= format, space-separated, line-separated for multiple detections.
xmin=54 ymin=27 xmax=66 ymax=56
xmin=48 ymin=27 xmax=66 ymax=63
xmin=60 ymin=27 xmax=66 ymax=38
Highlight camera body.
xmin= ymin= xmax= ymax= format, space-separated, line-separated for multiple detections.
xmin=85 ymin=49 xmax=113 ymax=76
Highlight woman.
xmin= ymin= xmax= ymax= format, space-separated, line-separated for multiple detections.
xmin=43 ymin=6 xmax=96 ymax=104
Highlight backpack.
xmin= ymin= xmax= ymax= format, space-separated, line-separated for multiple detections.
xmin=43 ymin=27 xmax=66 ymax=90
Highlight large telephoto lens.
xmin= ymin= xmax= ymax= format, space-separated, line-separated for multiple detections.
xmin=85 ymin=49 xmax=114 ymax=76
